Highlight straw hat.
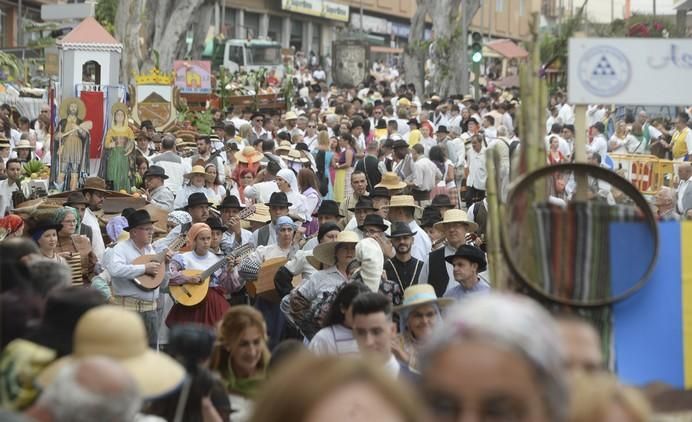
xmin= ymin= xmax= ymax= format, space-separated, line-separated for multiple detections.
xmin=276 ymin=140 xmax=292 ymax=155
xmin=184 ymin=165 xmax=214 ymax=182
xmin=245 ymin=203 xmax=271 ymax=224
xmin=14 ymin=139 xmax=33 ymax=150
xmin=235 ymin=146 xmax=263 ymax=164
xmin=375 ymin=172 xmax=407 ymax=190
xmin=284 ymin=111 xmax=298 ymax=121
xmin=0 ymin=135 xmax=10 ymax=147
xmin=388 ymin=195 xmax=420 ymax=210
xmin=284 ymin=149 xmax=310 ymax=164
xmin=394 ymin=284 xmax=453 ymax=312
xmin=312 ymin=231 xmax=359 ymax=266
xmin=433 ymin=209 xmax=479 ymax=232
xmin=176 ymin=129 xmax=198 ymax=142
xmin=36 ymin=306 xmax=185 ymax=398
xmin=175 ymin=137 xmax=196 ymax=148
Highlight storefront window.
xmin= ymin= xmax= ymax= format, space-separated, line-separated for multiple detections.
xmin=290 ymin=19 xmax=303 ymax=52
xmin=268 ymin=15 xmax=282 ymax=44
xmin=312 ymin=23 xmax=321 ymax=57
xmin=244 ymin=12 xmax=260 ymax=38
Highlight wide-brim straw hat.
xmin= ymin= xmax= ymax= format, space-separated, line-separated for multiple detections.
xmin=235 ymin=146 xmax=263 ymax=164
xmin=244 ymin=203 xmax=271 ymax=224
xmin=14 ymin=139 xmax=33 ymax=150
xmin=276 ymin=141 xmax=292 ymax=154
xmin=389 ymin=195 xmax=421 ymax=210
xmin=312 ymin=231 xmax=360 ymax=266
xmin=284 ymin=149 xmax=310 ymax=164
xmin=433 ymin=209 xmax=479 ymax=232
xmin=176 ymin=129 xmax=198 ymax=142
xmin=36 ymin=306 xmax=185 ymax=399
xmin=376 ymin=172 xmax=407 ymax=190
xmin=184 ymin=165 xmax=214 ymax=183
xmin=394 ymin=284 xmax=454 ymax=312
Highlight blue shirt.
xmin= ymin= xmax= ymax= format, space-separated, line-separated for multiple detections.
xmin=444 ymin=278 xmax=491 ymax=301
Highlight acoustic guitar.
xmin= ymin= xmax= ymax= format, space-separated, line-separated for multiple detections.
xmin=169 ymin=243 xmax=255 ymax=306
xmin=132 ymin=231 xmax=188 ymax=291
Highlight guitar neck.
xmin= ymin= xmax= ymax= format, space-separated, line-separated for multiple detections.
xmin=200 ymin=257 xmax=228 ymax=280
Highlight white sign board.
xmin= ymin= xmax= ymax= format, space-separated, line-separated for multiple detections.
xmin=568 ymin=38 xmax=692 ymax=106
xmin=41 ymin=4 xmax=95 ymax=21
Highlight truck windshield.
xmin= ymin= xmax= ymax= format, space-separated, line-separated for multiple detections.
xmin=247 ymin=46 xmax=281 ymax=66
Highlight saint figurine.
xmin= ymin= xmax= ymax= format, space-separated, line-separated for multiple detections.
xmin=52 ymin=98 xmax=92 ymax=191
xmin=99 ymin=103 xmax=136 ymax=192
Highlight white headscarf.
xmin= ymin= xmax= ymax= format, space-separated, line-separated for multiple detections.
xmin=277 ymin=168 xmax=299 ymax=193
xmin=355 ymin=237 xmax=384 ymax=292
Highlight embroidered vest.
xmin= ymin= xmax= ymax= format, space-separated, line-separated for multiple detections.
xmin=672 ymin=127 xmax=690 ymax=159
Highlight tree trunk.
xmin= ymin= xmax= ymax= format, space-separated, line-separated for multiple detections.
xmin=403 ymin=0 xmax=431 ymax=97
xmin=427 ymin=0 xmax=480 ymax=97
xmin=190 ymin=1 xmax=215 ymax=60
xmin=115 ymin=0 xmax=144 ymax=88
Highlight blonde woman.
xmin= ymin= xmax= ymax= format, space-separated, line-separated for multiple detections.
xmin=313 ymin=130 xmax=333 ymax=200
xmin=210 ymin=305 xmax=270 ymax=416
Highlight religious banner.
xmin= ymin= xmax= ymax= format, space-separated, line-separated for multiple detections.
xmin=79 ymin=90 xmax=105 ymax=160
xmin=173 ymin=60 xmax=212 ymax=94
xmin=50 ymin=97 xmax=93 ymax=191
xmin=130 ymin=68 xmax=178 ymax=132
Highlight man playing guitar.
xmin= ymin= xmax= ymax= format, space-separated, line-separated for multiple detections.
xmin=104 ymin=209 xmax=169 ymax=348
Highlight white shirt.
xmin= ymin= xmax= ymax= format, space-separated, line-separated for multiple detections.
xmin=106 ymin=239 xmax=165 ymax=302
xmin=466 ymin=148 xmax=487 ymax=190
xmin=243 ymin=181 xmax=280 ymax=204
xmin=609 ymin=133 xmax=641 ymax=154
xmin=173 ymin=185 xmax=220 ymax=210
xmin=409 ymin=220 xmax=431 ymax=263
xmin=545 ymin=134 xmax=571 ymax=158
xmin=0 ymin=179 xmax=30 ymax=216
xmin=586 ymin=134 xmax=608 ymax=164
xmin=82 ymin=208 xmax=105 ymax=260
xmin=309 ymin=324 xmax=359 ymax=356
xmin=587 ymin=105 xmax=606 ymax=127
xmin=411 ymin=156 xmax=442 ymax=192
xmin=558 ymin=103 xmax=575 ymax=125
xmin=383 ymin=354 xmax=401 ymax=378
xmin=678 ymin=177 xmax=691 ymax=214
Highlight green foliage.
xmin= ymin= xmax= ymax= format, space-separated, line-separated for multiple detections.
xmin=192 ymin=109 xmax=214 ymax=135
xmin=0 ymin=51 xmax=20 ymax=80
xmin=96 ymin=0 xmax=118 ymax=34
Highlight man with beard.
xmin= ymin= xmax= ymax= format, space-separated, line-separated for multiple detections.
xmin=190 ymin=135 xmax=225 ymax=182
xmin=383 ymin=222 xmax=423 ymax=290
xmin=81 ymin=177 xmax=107 ymax=260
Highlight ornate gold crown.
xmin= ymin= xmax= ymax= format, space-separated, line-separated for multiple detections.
xmin=134 ymin=68 xmax=174 ymax=85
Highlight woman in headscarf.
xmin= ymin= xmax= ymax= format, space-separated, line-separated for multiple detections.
xmin=392 ymin=284 xmax=451 ymax=373
xmin=166 ymin=222 xmax=233 ymax=328
xmin=105 ymin=216 xmax=129 ymax=246
xmin=53 ymin=207 xmax=97 ymax=285
xmin=275 ymin=168 xmax=310 ymax=222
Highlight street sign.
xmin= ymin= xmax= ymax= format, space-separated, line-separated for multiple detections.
xmin=41 ymin=4 xmax=94 ymax=21
xmin=568 ymin=38 xmax=692 ymax=106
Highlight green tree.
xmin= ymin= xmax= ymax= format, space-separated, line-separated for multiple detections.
xmin=96 ymin=0 xmax=118 ymax=34
xmin=0 ymin=51 xmax=20 ymax=79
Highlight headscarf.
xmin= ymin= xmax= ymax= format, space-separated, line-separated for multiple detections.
xmin=0 ymin=215 xmax=24 ymax=240
xmin=52 ymin=206 xmax=80 ymax=233
xmin=276 ymin=169 xmax=299 ymax=193
xmin=354 ymin=237 xmax=384 ymax=292
xmin=275 ymin=215 xmax=296 ymax=232
xmin=187 ymin=223 xmax=211 ymax=244
xmin=106 ymin=216 xmax=129 ymax=243
xmin=168 ymin=211 xmax=192 ymax=227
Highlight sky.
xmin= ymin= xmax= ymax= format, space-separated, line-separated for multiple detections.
xmin=575 ymin=0 xmax=679 ymax=23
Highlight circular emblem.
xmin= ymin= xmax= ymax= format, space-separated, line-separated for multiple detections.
xmin=578 ymin=46 xmax=631 ymax=97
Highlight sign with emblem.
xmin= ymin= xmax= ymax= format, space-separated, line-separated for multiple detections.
xmin=568 ymin=38 xmax=692 ymax=106
xmin=129 ymin=68 xmax=179 ymax=131
xmin=173 ymin=60 xmax=212 ymax=94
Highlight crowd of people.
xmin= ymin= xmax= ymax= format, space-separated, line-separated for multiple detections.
xmin=0 ymin=73 xmax=691 ymax=421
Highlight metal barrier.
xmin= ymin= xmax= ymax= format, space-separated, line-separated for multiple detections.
xmin=609 ymin=153 xmax=677 ymax=195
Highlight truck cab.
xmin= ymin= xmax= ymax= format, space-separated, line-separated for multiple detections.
xmin=222 ymin=39 xmax=283 ymax=79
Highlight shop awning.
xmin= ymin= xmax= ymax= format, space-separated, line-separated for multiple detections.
xmin=370 ymin=46 xmax=404 ymax=54
xmin=485 ymin=39 xmax=529 ymax=59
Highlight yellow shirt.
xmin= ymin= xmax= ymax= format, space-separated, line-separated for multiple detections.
xmin=672 ymin=127 xmax=690 ymax=159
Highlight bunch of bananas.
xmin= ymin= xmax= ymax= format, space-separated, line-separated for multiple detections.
xmin=22 ymin=160 xmax=50 ymax=179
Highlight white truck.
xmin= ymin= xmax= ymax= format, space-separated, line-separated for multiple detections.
xmin=221 ymin=39 xmax=284 ymax=78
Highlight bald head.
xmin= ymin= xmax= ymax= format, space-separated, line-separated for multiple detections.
xmin=35 ymin=357 xmax=141 ymax=422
